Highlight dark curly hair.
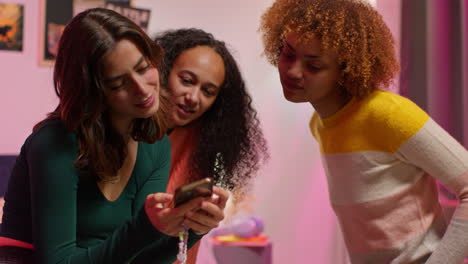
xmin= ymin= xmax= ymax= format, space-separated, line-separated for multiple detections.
xmin=260 ymin=0 xmax=400 ymax=98
xmin=154 ymin=28 xmax=269 ymax=190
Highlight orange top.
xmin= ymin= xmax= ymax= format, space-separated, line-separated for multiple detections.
xmin=167 ymin=122 xmax=202 ymax=264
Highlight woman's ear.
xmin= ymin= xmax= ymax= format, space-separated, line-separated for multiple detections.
xmin=338 ymin=62 xmax=348 ymax=87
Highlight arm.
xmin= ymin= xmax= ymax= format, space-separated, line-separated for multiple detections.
xmin=130 ymin=230 xmax=203 ymax=264
xmin=129 ymin=137 xmax=204 ymax=263
xmin=130 ymin=188 xmax=229 ymax=264
xmin=28 ymin=125 xmax=169 ymax=264
xmin=396 ymin=118 xmax=468 ymax=263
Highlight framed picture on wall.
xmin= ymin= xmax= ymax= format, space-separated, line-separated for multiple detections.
xmin=106 ymin=0 xmax=132 ymax=6
xmin=39 ymin=0 xmax=109 ymax=66
xmin=0 ymin=3 xmax=24 ymax=52
xmin=39 ymin=0 xmax=142 ymax=66
xmin=39 ymin=0 xmax=73 ymax=66
xmin=104 ymin=2 xmax=150 ymax=32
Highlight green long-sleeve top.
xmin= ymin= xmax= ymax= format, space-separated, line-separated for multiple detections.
xmin=0 ymin=119 xmax=201 ymax=263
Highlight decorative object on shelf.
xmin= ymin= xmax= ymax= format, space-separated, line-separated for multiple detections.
xmin=211 ymin=216 xmax=265 ymax=239
xmin=211 ymin=216 xmax=272 ymax=264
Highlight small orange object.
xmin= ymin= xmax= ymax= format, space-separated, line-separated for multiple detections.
xmin=212 ymin=235 xmax=270 ymax=247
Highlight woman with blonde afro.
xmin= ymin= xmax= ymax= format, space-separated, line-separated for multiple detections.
xmin=260 ymin=0 xmax=468 ymax=263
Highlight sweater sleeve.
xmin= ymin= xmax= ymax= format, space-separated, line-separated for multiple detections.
xmin=130 ymin=230 xmax=204 ymax=264
xmin=129 ymin=135 xmax=204 ymax=263
xmin=396 ymin=118 xmax=468 ymax=263
xmin=27 ymin=124 xmax=171 ymax=264
xmin=132 ymin=135 xmax=171 ymax=216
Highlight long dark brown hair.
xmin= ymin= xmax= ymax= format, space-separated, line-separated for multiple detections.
xmin=35 ymin=8 xmax=168 ymax=181
xmin=154 ymin=28 xmax=269 ymax=190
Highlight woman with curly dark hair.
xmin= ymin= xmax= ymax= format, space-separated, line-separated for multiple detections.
xmin=153 ymin=28 xmax=269 ymax=263
xmin=260 ymin=0 xmax=468 ymax=263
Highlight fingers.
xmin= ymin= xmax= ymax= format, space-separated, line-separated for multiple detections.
xmin=200 ymin=201 xmax=225 ymax=222
xmin=144 ymin=188 xmax=229 ymax=237
xmin=145 ymin=193 xmax=173 ymax=209
xmin=172 ymin=196 xmax=204 ymax=216
xmin=182 ymin=187 xmax=228 ymax=235
xmin=182 ymin=217 xmax=212 ymax=235
xmin=183 ymin=200 xmax=225 ymax=235
xmin=212 ymin=186 xmax=229 ymax=209
xmin=186 ymin=210 xmax=220 ymax=227
xmin=145 ymin=193 xmax=185 ymax=237
xmin=164 ymin=221 xmax=186 ymax=236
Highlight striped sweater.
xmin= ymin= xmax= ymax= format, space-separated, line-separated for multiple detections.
xmin=310 ymin=90 xmax=468 ymax=264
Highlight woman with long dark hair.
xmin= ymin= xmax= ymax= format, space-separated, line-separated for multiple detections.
xmin=0 ymin=9 xmax=227 ymax=264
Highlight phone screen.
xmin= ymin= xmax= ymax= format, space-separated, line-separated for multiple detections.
xmin=174 ymin=177 xmax=213 ymax=207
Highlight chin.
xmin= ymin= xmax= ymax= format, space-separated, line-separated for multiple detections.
xmin=179 ymin=120 xmax=193 ymax=127
xmin=171 ymin=116 xmax=189 ymax=128
xmin=283 ymin=93 xmax=305 ymax=103
xmin=139 ymin=107 xmax=159 ymax=119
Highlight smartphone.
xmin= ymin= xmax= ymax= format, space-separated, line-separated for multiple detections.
xmin=173 ymin=177 xmax=213 ymax=207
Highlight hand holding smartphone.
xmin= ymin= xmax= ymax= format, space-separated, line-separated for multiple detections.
xmin=173 ymin=177 xmax=213 ymax=208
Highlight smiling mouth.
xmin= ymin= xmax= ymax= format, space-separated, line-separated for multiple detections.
xmin=284 ymin=81 xmax=304 ymax=90
xmin=135 ymin=96 xmax=154 ymax=108
xmin=177 ymin=104 xmax=195 ymax=114
xmin=282 ymin=78 xmax=304 ymax=90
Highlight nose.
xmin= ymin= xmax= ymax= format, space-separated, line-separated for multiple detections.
xmin=286 ymin=59 xmax=303 ymax=81
xmin=130 ymin=74 xmax=151 ymax=97
xmin=185 ymin=86 xmax=200 ymax=106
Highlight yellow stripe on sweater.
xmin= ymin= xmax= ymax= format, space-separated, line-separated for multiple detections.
xmin=310 ymin=90 xmax=430 ymax=154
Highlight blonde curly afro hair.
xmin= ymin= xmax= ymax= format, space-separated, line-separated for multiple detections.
xmin=260 ymin=0 xmax=399 ymax=98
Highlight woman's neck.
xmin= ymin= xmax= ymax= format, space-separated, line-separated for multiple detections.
xmin=311 ymin=89 xmax=352 ymax=118
xmin=109 ymin=114 xmax=133 ymax=139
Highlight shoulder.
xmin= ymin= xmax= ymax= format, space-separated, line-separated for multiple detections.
xmin=134 ymin=135 xmax=171 ymax=186
xmin=139 ymin=135 xmax=171 ymax=164
xmin=25 ymin=119 xmax=77 ymax=158
xmin=365 ymin=90 xmax=429 ymax=131
xmin=20 ymin=119 xmax=80 ymax=184
xmin=360 ymin=90 xmax=430 ymax=151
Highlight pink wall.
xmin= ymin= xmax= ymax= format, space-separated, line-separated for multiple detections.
xmin=376 ymin=0 xmax=401 ymax=93
xmin=0 ymin=0 xmax=57 ymax=155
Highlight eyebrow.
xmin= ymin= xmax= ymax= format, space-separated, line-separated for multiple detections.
xmin=103 ymin=56 xmax=146 ymax=83
xmin=285 ymin=40 xmax=320 ymax=59
xmin=179 ymin=70 xmax=221 ymax=90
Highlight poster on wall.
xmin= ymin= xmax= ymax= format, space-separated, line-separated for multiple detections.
xmin=106 ymin=0 xmax=132 ymax=6
xmin=39 ymin=0 xmax=73 ymax=66
xmin=40 ymin=0 xmax=106 ymax=66
xmin=40 ymin=0 xmax=145 ymax=66
xmin=105 ymin=2 xmax=150 ymax=32
xmin=73 ymin=0 xmax=106 ymax=16
xmin=0 ymin=3 xmax=24 ymax=51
